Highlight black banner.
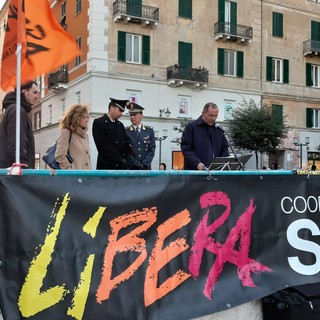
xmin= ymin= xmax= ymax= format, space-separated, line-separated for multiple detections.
xmin=0 ymin=173 xmax=320 ymax=320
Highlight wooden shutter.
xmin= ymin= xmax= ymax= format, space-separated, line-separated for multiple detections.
xmin=118 ymin=31 xmax=126 ymax=62
xmin=306 ymin=108 xmax=313 ymax=128
xmin=306 ymin=63 xmax=312 ymax=87
xmin=266 ymin=56 xmax=272 ymax=81
xmin=283 ymin=59 xmax=289 ymax=84
xmin=142 ymin=35 xmax=150 ymax=65
xmin=218 ymin=48 xmax=224 ymax=75
xmin=178 ymin=41 xmax=192 ymax=67
xmin=236 ymin=51 xmax=244 ymax=78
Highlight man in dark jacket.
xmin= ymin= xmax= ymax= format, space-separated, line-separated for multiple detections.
xmin=181 ymin=102 xmax=229 ymax=170
xmin=0 ymin=81 xmax=39 ymax=169
xmin=92 ymin=98 xmax=132 ymax=169
xmin=125 ymin=102 xmax=156 ymax=170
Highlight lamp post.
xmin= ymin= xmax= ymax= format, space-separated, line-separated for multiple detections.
xmin=159 ymin=108 xmax=171 ymax=117
xmin=154 ymin=129 xmax=168 ymax=164
xmin=293 ymin=137 xmax=310 ymax=169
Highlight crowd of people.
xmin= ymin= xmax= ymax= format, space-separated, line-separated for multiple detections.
xmin=0 ymin=81 xmax=235 ymax=171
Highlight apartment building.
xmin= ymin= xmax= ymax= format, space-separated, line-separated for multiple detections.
xmin=1 ymin=0 xmax=320 ymax=170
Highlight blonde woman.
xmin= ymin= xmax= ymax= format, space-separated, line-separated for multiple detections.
xmin=55 ymin=104 xmax=92 ymax=170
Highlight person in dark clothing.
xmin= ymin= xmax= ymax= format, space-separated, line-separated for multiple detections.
xmin=181 ymin=102 xmax=229 ymax=170
xmin=92 ymin=98 xmax=132 ymax=169
xmin=0 ymin=81 xmax=39 ymax=168
xmin=125 ymin=102 xmax=156 ymax=170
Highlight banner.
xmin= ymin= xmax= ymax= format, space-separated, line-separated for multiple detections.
xmin=0 ymin=173 xmax=320 ymax=319
xmin=1 ymin=0 xmax=81 ymax=91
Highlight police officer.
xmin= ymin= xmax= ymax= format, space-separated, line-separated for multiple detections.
xmin=125 ymin=102 xmax=156 ymax=170
xmin=92 ymin=98 xmax=132 ymax=169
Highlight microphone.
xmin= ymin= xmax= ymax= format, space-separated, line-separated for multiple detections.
xmin=215 ymin=123 xmax=227 ymax=133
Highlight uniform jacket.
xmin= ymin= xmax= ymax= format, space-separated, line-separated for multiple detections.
xmin=92 ymin=114 xmax=132 ymax=169
xmin=181 ymin=116 xmax=229 ymax=170
xmin=55 ymin=127 xmax=92 ymax=170
xmin=0 ymin=91 xmax=35 ymax=168
xmin=125 ymin=124 xmax=156 ymax=170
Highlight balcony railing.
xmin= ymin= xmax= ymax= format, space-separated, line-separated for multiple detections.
xmin=303 ymin=39 xmax=320 ymax=56
xmin=113 ymin=0 xmax=159 ymax=26
xmin=48 ymin=69 xmax=68 ymax=90
xmin=167 ymin=65 xmax=209 ymax=89
xmin=214 ymin=21 xmax=252 ymax=43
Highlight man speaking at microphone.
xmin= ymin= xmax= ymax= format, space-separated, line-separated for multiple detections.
xmin=181 ymin=102 xmax=229 ymax=170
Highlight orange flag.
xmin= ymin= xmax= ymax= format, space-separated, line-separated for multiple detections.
xmin=1 ymin=0 xmax=81 ymax=91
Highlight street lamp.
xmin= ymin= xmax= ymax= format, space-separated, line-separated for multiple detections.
xmin=293 ymin=137 xmax=310 ymax=169
xmin=159 ymin=108 xmax=171 ymax=117
xmin=154 ymin=129 xmax=168 ymax=164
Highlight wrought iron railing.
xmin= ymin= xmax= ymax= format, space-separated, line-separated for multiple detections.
xmin=303 ymin=39 xmax=320 ymax=55
xmin=48 ymin=69 xmax=68 ymax=88
xmin=214 ymin=21 xmax=252 ymax=40
xmin=113 ymin=0 xmax=159 ymax=21
xmin=167 ymin=65 xmax=209 ymax=83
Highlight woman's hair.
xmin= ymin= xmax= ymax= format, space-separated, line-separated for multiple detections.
xmin=159 ymin=162 xmax=167 ymax=170
xmin=60 ymin=104 xmax=89 ymax=131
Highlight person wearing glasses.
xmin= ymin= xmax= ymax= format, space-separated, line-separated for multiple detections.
xmin=125 ymin=102 xmax=156 ymax=170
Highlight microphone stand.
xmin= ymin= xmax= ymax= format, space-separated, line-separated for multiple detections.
xmin=220 ymin=129 xmax=245 ymax=171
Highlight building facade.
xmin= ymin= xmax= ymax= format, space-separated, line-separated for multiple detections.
xmin=1 ymin=0 xmax=320 ymax=170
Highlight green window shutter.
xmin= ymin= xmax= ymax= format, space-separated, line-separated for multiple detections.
xmin=142 ymin=35 xmax=150 ymax=65
xmin=311 ymin=21 xmax=320 ymax=41
xmin=236 ymin=51 xmax=243 ymax=78
xmin=218 ymin=0 xmax=225 ymax=22
xmin=230 ymin=2 xmax=237 ymax=35
xmin=218 ymin=48 xmax=224 ymax=75
xmin=306 ymin=108 xmax=313 ymax=128
xmin=178 ymin=41 xmax=192 ymax=67
xmin=306 ymin=63 xmax=312 ymax=87
xmin=283 ymin=59 xmax=289 ymax=84
xmin=179 ymin=0 xmax=192 ymax=19
xmin=272 ymin=104 xmax=283 ymax=123
xmin=273 ymin=12 xmax=283 ymax=37
xmin=118 ymin=31 xmax=126 ymax=62
xmin=266 ymin=56 xmax=272 ymax=81
xmin=127 ymin=0 xmax=142 ymax=17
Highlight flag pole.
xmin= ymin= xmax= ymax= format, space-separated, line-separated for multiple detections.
xmin=15 ymin=43 xmax=22 ymax=164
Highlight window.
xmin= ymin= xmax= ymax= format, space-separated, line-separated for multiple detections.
xmin=60 ymin=2 xmax=66 ymax=27
xmin=76 ymin=0 xmax=82 ymax=14
xmin=179 ymin=0 xmax=192 ymax=19
xmin=266 ymin=56 xmax=289 ymax=83
xmin=218 ymin=0 xmax=237 ymax=34
xmin=118 ymin=31 xmax=150 ymax=65
xmin=271 ymin=104 xmax=283 ymax=123
xmin=178 ymin=41 xmax=192 ymax=67
xmin=217 ymin=48 xmax=243 ymax=77
xmin=33 ymin=111 xmax=41 ymax=130
xmin=306 ymin=108 xmax=320 ymax=128
xmin=75 ymin=91 xmax=81 ymax=104
xmin=272 ymin=12 xmax=283 ymax=37
xmin=48 ymin=105 xmax=52 ymax=125
xmin=306 ymin=63 xmax=320 ymax=87
xmin=61 ymin=98 xmax=66 ymax=114
xmin=76 ymin=37 xmax=81 ymax=65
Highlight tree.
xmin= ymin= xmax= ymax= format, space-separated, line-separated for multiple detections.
xmin=171 ymin=120 xmax=190 ymax=145
xmin=228 ymin=98 xmax=290 ymax=169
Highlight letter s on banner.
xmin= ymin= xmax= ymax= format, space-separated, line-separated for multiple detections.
xmin=287 ymin=219 xmax=320 ymax=275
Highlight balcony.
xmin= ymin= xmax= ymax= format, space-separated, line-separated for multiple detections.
xmin=214 ymin=22 xmax=252 ymax=44
xmin=48 ymin=69 xmax=68 ymax=91
xmin=167 ymin=65 xmax=209 ymax=89
xmin=303 ymin=39 xmax=320 ymax=56
xmin=113 ymin=0 xmax=159 ymax=27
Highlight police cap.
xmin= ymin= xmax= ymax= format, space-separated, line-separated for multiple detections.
xmin=127 ymin=102 xmax=145 ymax=114
xmin=109 ymin=98 xmax=130 ymax=111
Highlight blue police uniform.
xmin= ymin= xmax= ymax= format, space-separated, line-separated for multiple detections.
xmin=126 ymin=124 xmax=156 ymax=169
